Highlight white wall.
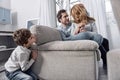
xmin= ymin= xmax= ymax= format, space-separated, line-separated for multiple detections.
xmin=0 ymin=0 xmax=11 ymax=9
xmin=0 ymin=24 xmax=16 ymax=31
xmin=11 ymin=0 xmax=40 ymax=29
xmin=0 ymin=0 xmax=15 ymax=31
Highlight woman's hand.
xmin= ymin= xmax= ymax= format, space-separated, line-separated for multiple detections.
xmin=79 ymin=26 xmax=86 ymax=32
xmin=74 ymin=22 xmax=86 ymax=34
xmin=78 ymin=22 xmax=86 ymax=28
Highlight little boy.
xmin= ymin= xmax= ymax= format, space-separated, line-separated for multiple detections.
xmin=5 ymin=28 xmax=38 ymax=80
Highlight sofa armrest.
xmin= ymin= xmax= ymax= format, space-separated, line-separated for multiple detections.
xmin=107 ymin=49 xmax=120 ymax=80
xmin=30 ymin=25 xmax=62 ymax=45
xmin=38 ymin=40 xmax=99 ymax=51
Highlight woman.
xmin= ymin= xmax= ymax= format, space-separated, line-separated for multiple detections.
xmin=70 ymin=3 xmax=109 ymax=69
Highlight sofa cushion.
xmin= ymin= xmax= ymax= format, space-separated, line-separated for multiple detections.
xmin=30 ymin=25 xmax=62 ymax=45
xmin=38 ymin=40 xmax=99 ymax=51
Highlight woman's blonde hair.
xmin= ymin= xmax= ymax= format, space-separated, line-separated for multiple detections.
xmin=70 ymin=4 xmax=95 ymax=24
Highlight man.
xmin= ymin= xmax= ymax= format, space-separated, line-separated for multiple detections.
xmin=57 ymin=9 xmax=73 ymax=38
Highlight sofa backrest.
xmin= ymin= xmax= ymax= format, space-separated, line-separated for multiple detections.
xmin=30 ymin=25 xmax=62 ymax=45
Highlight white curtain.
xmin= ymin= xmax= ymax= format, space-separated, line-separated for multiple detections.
xmin=77 ymin=0 xmax=108 ymax=38
xmin=39 ymin=0 xmax=56 ymax=28
xmin=63 ymin=0 xmax=70 ymax=14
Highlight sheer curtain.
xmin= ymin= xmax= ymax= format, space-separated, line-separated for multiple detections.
xmin=63 ymin=0 xmax=70 ymax=15
xmin=39 ymin=0 xmax=56 ymax=28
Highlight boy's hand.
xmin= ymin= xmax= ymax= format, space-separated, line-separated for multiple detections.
xmin=31 ymin=50 xmax=38 ymax=60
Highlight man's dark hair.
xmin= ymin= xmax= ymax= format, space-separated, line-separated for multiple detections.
xmin=57 ymin=9 xmax=66 ymax=22
xmin=13 ymin=28 xmax=31 ymax=46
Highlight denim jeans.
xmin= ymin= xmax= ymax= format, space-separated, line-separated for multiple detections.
xmin=67 ymin=32 xmax=103 ymax=46
xmin=5 ymin=69 xmax=38 ymax=80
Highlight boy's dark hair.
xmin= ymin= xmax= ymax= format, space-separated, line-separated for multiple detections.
xmin=57 ymin=9 xmax=66 ymax=22
xmin=13 ymin=28 xmax=31 ymax=46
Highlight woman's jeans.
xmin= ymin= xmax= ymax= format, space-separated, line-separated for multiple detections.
xmin=5 ymin=69 xmax=38 ymax=80
xmin=65 ymin=31 xmax=103 ymax=46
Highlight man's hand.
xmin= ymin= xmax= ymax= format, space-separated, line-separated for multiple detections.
xmin=74 ymin=27 xmax=80 ymax=35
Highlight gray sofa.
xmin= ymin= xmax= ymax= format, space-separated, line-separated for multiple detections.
xmin=30 ymin=25 xmax=100 ymax=80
